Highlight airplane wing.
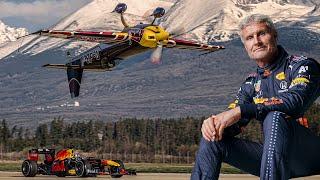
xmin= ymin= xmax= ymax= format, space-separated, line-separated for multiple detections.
xmin=31 ymin=30 xmax=130 ymax=44
xmin=167 ymin=38 xmax=225 ymax=52
xmin=42 ymin=64 xmax=112 ymax=72
xmin=43 ymin=64 xmax=70 ymax=69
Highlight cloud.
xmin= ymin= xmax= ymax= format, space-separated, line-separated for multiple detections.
xmin=0 ymin=0 xmax=91 ymax=24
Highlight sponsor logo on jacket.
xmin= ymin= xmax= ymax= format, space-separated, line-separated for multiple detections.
xmin=253 ymin=97 xmax=284 ymax=106
xmin=276 ymin=72 xmax=286 ymax=80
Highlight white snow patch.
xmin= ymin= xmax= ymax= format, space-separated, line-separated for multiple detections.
xmin=0 ymin=20 xmax=28 ymax=44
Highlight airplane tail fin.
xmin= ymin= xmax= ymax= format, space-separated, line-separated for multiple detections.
xmin=67 ymin=67 xmax=83 ymax=98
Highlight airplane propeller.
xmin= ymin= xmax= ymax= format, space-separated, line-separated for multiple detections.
xmin=112 ymin=4 xmax=191 ymax=64
xmin=148 ymin=7 xmax=203 ymax=64
xmin=149 ymin=7 xmax=166 ymax=64
xmin=150 ymin=43 xmax=163 ymax=64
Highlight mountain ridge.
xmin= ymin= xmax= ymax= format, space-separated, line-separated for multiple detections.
xmin=0 ymin=0 xmax=319 ymax=127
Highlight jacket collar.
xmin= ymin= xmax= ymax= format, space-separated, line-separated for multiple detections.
xmin=256 ymin=45 xmax=288 ymax=78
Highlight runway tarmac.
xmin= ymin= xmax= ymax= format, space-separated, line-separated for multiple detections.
xmin=1 ymin=171 xmax=320 ymax=179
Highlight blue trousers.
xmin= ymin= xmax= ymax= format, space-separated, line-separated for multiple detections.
xmin=191 ymin=111 xmax=320 ymax=180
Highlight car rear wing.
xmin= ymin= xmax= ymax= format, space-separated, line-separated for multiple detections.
xmin=28 ymin=149 xmax=55 ymax=161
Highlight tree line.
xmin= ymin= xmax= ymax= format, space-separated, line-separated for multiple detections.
xmin=0 ymin=116 xmax=203 ymax=156
xmin=1 ymin=103 xmax=320 ymax=161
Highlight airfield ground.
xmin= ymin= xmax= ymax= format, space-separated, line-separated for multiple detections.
xmin=1 ymin=172 xmax=320 ymax=180
xmin=1 ymin=161 xmax=320 ymax=179
xmin=0 ymin=172 xmax=254 ymax=179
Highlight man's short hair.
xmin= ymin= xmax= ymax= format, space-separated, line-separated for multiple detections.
xmin=239 ymin=14 xmax=276 ymax=40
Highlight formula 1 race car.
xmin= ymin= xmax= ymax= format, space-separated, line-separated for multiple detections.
xmin=21 ymin=148 xmax=136 ymax=178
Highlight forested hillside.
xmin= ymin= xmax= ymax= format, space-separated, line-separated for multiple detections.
xmin=1 ymin=103 xmax=320 ymax=163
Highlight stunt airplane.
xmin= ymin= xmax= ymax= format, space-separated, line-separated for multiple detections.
xmin=30 ymin=3 xmax=225 ymax=98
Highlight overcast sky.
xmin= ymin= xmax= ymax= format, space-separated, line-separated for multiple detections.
xmin=0 ymin=0 xmax=91 ymax=32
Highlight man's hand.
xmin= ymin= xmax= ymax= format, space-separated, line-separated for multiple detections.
xmin=201 ymin=107 xmax=241 ymax=141
xmin=213 ymin=107 xmax=241 ymax=140
xmin=201 ymin=116 xmax=217 ymax=141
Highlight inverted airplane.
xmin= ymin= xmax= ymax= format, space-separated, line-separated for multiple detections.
xmin=30 ymin=3 xmax=225 ymax=98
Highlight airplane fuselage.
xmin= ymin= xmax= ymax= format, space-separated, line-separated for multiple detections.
xmin=65 ymin=24 xmax=169 ymax=71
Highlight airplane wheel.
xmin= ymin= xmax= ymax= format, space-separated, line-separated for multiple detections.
xmin=21 ymin=160 xmax=37 ymax=177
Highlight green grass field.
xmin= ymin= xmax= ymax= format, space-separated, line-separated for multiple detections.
xmin=0 ymin=161 xmax=242 ymax=174
xmin=0 ymin=161 xmax=21 ymax=172
xmin=126 ymin=163 xmax=243 ymax=173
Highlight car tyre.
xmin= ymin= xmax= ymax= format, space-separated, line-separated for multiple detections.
xmin=75 ymin=160 xmax=92 ymax=177
xmin=21 ymin=160 xmax=37 ymax=177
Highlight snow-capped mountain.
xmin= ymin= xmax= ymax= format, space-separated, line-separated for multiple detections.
xmin=1 ymin=0 xmax=319 ymax=60
xmin=162 ymin=0 xmax=319 ymax=42
xmin=0 ymin=0 xmax=319 ymax=127
xmin=0 ymin=0 xmax=318 ymax=59
xmin=0 ymin=20 xmax=28 ymax=45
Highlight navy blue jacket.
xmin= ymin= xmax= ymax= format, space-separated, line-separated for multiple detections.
xmin=229 ymin=46 xmax=320 ymax=127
